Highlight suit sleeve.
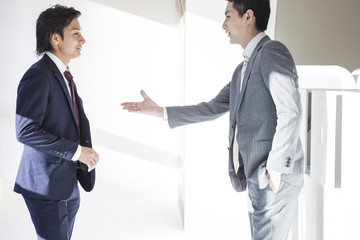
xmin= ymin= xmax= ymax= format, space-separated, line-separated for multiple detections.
xmin=16 ymin=68 xmax=78 ymax=161
xmin=166 ymin=83 xmax=230 ymax=129
xmin=260 ymin=41 xmax=302 ymax=174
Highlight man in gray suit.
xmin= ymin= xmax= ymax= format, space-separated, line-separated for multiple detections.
xmin=122 ymin=0 xmax=303 ymax=239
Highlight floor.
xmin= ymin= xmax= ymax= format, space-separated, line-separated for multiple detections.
xmin=0 ymin=149 xmax=250 ymax=240
xmin=0 ymin=183 xmax=248 ymax=240
xmin=0 ymin=193 xmax=184 ymax=240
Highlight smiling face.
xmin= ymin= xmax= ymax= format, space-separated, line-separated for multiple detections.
xmin=51 ymin=18 xmax=85 ymax=66
xmin=222 ymin=2 xmax=258 ymax=49
xmin=222 ymin=2 xmax=246 ymax=45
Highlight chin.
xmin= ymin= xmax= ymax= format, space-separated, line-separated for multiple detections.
xmin=230 ymin=39 xmax=241 ymax=45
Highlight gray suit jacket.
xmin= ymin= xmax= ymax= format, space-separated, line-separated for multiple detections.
xmin=167 ymin=36 xmax=304 ymax=192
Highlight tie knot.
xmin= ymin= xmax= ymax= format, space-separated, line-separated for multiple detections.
xmin=244 ymin=57 xmax=249 ymax=63
xmin=64 ymin=71 xmax=73 ymax=82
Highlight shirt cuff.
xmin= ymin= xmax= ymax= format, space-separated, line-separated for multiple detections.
xmin=163 ymin=107 xmax=168 ymax=121
xmin=72 ymin=145 xmax=81 ymax=161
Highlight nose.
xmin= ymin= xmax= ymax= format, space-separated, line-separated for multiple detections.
xmin=79 ymin=33 xmax=86 ymax=44
xmin=222 ymin=20 xmax=227 ymax=30
xmin=81 ymin=35 xmax=86 ymax=44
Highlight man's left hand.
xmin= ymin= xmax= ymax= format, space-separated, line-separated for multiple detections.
xmin=266 ymin=169 xmax=281 ymax=193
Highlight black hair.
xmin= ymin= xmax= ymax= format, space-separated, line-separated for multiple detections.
xmin=36 ymin=4 xmax=81 ymax=55
xmin=227 ymin=0 xmax=270 ymax=31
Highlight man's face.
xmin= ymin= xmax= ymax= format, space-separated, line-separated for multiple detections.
xmin=222 ymin=2 xmax=246 ymax=45
xmin=54 ymin=18 xmax=85 ymax=65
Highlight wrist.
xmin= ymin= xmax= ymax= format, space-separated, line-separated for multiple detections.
xmin=155 ymin=106 xmax=163 ymax=118
xmin=72 ymin=145 xmax=81 ymax=161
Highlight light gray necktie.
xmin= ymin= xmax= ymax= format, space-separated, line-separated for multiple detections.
xmin=233 ymin=57 xmax=249 ymax=172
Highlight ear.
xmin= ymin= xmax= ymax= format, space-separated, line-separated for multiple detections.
xmin=50 ymin=33 xmax=61 ymax=49
xmin=244 ymin=9 xmax=255 ymax=24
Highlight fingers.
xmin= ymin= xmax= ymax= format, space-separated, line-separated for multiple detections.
xmin=121 ymin=90 xmax=159 ymax=116
xmin=266 ymin=169 xmax=281 ymax=193
xmin=266 ymin=170 xmax=274 ymax=190
xmin=87 ymin=150 xmax=99 ymax=171
xmin=87 ymin=158 xmax=98 ymax=172
xmin=87 ymin=165 xmax=95 ymax=172
xmin=120 ymin=102 xmax=133 ymax=108
xmin=120 ymin=90 xmax=151 ymax=111
xmin=87 ymin=165 xmax=94 ymax=172
xmin=91 ymin=150 xmax=99 ymax=165
xmin=267 ymin=177 xmax=276 ymax=191
xmin=121 ymin=91 xmax=147 ymax=109
xmin=140 ymin=90 xmax=148 ymax=100
xmin=121 ymin=102 xmax=141 ymax=112
xmin=79 ymin=147 xmax=99 ymax=171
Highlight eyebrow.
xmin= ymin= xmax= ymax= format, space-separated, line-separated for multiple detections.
xmin=225 ymin=10 xmax=230 ymax=15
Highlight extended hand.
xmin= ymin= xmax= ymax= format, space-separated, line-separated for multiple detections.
xmin=121 ymin=90 xmax=163 ymax=118
xmin=78 ymin=146 xmax=99 ymax=172
xmin=266 ymin=169 xmax=281 ymax=193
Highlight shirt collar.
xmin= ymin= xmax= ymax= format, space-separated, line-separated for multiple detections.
xmin=243 ymin=32 xmax=267 ymax=60
xmin=45 ymin=52 xmax=69 ymax=75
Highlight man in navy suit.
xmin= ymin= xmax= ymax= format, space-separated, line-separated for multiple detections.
xmin=14 ymin=5 xmax=99 ymax=239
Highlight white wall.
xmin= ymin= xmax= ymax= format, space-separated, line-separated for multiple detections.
xmin=183 ymin=0 xmax=246 ymax=234
xmin=0 ymin=0 xmax=180 ymax=206
xmin=0 ymin=0 xmax=40 ymax=180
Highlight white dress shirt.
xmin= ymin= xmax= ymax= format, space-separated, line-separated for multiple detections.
xmin=45 ymin=52 xmax=81 ymax=161
xmin=242 ymin=32 xmax=266 ymax=63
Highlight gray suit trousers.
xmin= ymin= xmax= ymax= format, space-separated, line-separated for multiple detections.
xmin=247 ymin=180 xmax=301 ymax=240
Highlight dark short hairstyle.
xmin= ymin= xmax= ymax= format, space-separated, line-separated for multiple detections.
xmin=226 ymin=0 xmax=270 ymax=32
xmin=36 ymin=4 xmax=81 ymax=55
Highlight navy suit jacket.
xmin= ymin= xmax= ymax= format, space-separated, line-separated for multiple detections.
xmin=14 ymin=54 xmax=94 ymax=200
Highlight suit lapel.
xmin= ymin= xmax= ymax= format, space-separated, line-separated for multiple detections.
xmin=236 ymin=36 xmax=270 ymax=109
xmin=43 ymin=55 xmax=80 ymax=134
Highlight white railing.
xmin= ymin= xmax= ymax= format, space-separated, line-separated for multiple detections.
xmin=295 ymin=65 xmax=360 ymax=240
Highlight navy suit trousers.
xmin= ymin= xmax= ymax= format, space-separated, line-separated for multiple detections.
xmin=22 ymin=189 xmax=80 ymax=240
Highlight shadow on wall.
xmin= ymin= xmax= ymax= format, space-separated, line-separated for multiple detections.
xmin=88 ymin=0 xmax=179 ymax=27
xmin=92 ymin=128 xmax=178 ymax=169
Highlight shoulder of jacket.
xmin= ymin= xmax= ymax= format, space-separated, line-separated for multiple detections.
xmin=262 ymin=40 xmax=288 ymax=52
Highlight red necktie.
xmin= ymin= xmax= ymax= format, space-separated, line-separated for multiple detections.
xmin=64 ymin=70 xmax=80 ymax=136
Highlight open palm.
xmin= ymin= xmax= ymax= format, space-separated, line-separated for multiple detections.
xmin=121 ymin=90 xmax=163 ymax=118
